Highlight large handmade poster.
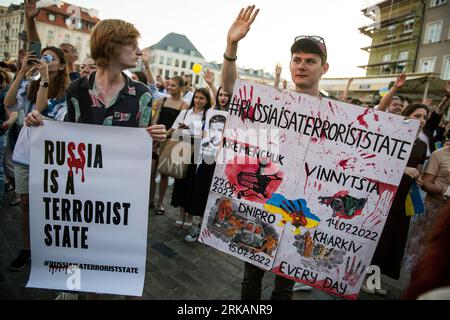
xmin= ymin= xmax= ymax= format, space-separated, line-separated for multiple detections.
xmin=27 ymin=121 xmax=152 ymax=296
xmin=199 ymin=80 xmax=420 ymax=299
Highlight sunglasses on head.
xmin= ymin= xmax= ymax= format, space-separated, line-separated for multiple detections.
xmin=294 ymin=35 xmax=325 ymax=45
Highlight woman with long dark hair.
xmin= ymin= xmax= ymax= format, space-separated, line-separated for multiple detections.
xmin=184 ymin=87 xmax=231 ymax=242
xmin=362 ymin=104 xmax=429 ymax=295
xmin=170 ymin=88 xmax=212 ymax=228
xmin=4 ymin=46 xmax=69 ymax=271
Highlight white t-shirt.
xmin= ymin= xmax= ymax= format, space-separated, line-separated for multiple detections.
xmin=171 ymin=108 xmax=204 ymax=137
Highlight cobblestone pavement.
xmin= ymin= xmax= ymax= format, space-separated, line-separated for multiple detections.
xmin=0 ymin=186 xmax=410 ymax=300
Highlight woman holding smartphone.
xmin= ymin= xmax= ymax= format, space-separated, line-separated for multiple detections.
xmin=4 ymin=46 xmax=69 ymax=271
xmin=169 ymin=88 xmax=212 ymax=228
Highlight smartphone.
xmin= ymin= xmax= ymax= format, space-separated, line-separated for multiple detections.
xmin=28 ymin=41 xmax=41 ymax=59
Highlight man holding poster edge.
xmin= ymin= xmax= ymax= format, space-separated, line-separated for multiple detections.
xmin=221 ymin=5 xmax=330 ymax=300
xmin=25 ymin=19 xmax=166 ymax=298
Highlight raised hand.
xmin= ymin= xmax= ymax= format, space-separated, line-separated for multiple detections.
xmin=227 ymin=5 xmax=260 ymax=44
xmin=394 ymin=73 xmax=406 ymax=89
xmin=141 ymin=48 xmax=151 ymax=65
xmin=275 ymin=64 xmax=282 ymax=77
xmin=24 ymin=0 xmax=40 ymax=19
xmin=19 ymin=53 xmax=37 ymax=75
xmin=203 ymin=69 xmax=214 ymax=85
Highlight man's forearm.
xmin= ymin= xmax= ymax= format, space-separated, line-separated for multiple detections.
xmin=378 ymin=86 xmax=398 ymax=111
xmin=4 ymin=72 xmax=25 ymax=108
xmin=222 ymin=41 xmax=238 ymax=95
xmin=435 ymin=96 xmax=450 ymax=115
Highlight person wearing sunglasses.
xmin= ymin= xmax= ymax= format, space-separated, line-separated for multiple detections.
xmin=221 ymin=5 xmax=329 ymax=300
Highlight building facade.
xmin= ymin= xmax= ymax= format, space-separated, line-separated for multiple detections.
xmin=0 ymin=2 xmax=99 ymax=63
xmin=146 ymin=33 xmax=275 ymax=89
xmin=415 ymin=0 xmax=450 ymax=79
xmin=34 ymin=3 xmax=99 ymax=62
xmin=0 ymin=4 xmax=25 ymax=62
xmin=359 ymin=0 xmax=425 ymax=76
xmin=148 ymin=33 xmax=207 ymax=87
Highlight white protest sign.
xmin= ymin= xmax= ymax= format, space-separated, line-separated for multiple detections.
xmin=200 ymin=109 xmax=229 ymax=166
xmin=199 ymin=80 xmax=420 ymax=299
xmin=27 ymin=121 xmax=152 ymax=296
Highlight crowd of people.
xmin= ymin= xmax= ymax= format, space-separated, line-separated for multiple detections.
xmin=1 ymin=1 xmax=449 ymax=300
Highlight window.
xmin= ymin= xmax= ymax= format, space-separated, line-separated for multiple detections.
xmin=381 ymin=65 xmax=391 ymax=74
xmin=398 ymin=51 xmax=409 ymax=61
xmin=443 ymin=56 xmax=450 ymax=80
xmin=387 ymin=25 xmax=396 ymax=38
xmin=166 ymin=45 xmax=174 ymax=52
xmin=179 ymin=48 xmax=185 ymax=54
xmin=47 ymin=30 xmax=54 ymax=39
xmin=76 ymin=37 xmax=82 ymax=51
xmin=430 ymin=0 xmax=447 ymax=7
xmin=166 ymin=57 xmax=172 ymax=66
xmin=159 ymin=56 xmax=164 ymax=64
xmin=164 ymin=70 xmax=170 ymax=79
xmin=425 ymin=21 xmax=443 ymax=43
xmin=195 ymin=75 xmax=200 ymax=84
xmin=48 ymin=14 xmax=56 ymax=21
xmin=182 ymin=60 xmax=186 ymax=68
xmin=190 ymin=62 xmax=194 ymax=69
xmin=158 ymin=68 xmax=163 ymax=76
xmin=175 ymin=59 xmax=180 ymax=67
xmin=420 ymin=57 xmax=436 ymax=73
xmin=65 ymin=35 xmax=71 ymax=42
xmin=190 ymin=50 xmax=196 ymax=56
xmin=382 ymin=54 xmax=392 ymax=62
xmin=403 ymin=19 xmax=414 ymax=33
xmin=174 ymin=71 xmax=178 ymax=76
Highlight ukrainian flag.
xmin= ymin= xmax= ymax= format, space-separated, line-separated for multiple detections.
xmin=264 ymin=194 xmax=321 ymax=229
xmin=405 ymin=182 xmax=425 ymax=216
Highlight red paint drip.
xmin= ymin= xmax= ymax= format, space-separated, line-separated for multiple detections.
xmin=356 ymin=109 xmax=370 ymax=129
xmin=374 ymin=114 xmax=379 ymax=121
xmin=338 ymin=159 xmax=351 ymax=170
xmin=304 ymin=163 xmax=310 ymax=194
xmin=328 ymin=101 xmax=336 ymax=115
xmin=67 ymin=142 xmax=86 ymax=183
xmin=363 ymin=154 xmax=376 ymax=159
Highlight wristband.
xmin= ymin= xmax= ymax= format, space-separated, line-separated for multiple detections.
xmin=223 ymin=53 xmax=237 ymax=62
